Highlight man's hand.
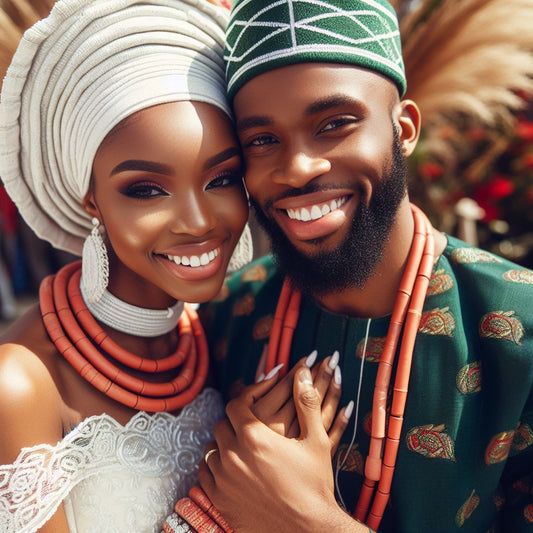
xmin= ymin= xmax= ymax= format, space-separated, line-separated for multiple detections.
xmin=198 ymin=366 xmax=365 ymax=532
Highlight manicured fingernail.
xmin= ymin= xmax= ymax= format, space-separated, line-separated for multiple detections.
xmin=328 ymin=350 xmax=340 ymax=370
xmin=334 ymin=365 xmax=342 ymax=385
xmin=298 ymin=366 xmax=313 ymax=386
xmin=256 ymin=373 xmax=265 ymax=383
xmin=264 ymin=364 xmax=284 ymax=380
xmin=305 ymin=350 xmax=318 ymax=368
xmin=344 ymin=400 xmax=354 ymax=420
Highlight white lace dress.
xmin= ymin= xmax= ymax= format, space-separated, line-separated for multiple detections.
xmin=0 ymin=388 xmax=224 ymax=533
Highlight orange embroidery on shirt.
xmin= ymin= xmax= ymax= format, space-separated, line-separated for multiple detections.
xmin=503 ymin=269 xmax=533 ymax=285
xmin=455 ymin=490 xmax=480 ymax=527
xmin=406 ymin=424 xmax=456 ymax=461
xmin=253 ymin=315 xmax=273 ymax=340
xmin=456 ymin=361 xmax=482 ymax=394
xmin=451 ymin=248 xmax=502 ymax=264
xmin=479 ymin=311 xmax=524 ymax=346
xmin=233 ymin=294 xmax=255 ymax=316
xmin=512 ymin=422 xmax=533 ymax=454
xmin=419 ymin=307 xmax=455 ymax=337
xmin=335 ymin=444 xmax=364 ymax=475
xmin=356 ymin=336 xmax=384 ymax=362
xmin=427 ymin=269 xmax=454 ymax=295
xmin=485 ymin=430 xmax=515 ymax=465
xmin=241 ymin=264 xmax=267 ymax=282
xmin=493 ymin=491 xmax=505 ymax=512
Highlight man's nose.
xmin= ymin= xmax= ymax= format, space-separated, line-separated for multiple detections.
xmin=272 ymin=148 xmax=331 ymax=188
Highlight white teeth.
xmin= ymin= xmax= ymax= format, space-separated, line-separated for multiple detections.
xmin=166 ymin=248 xmax=219 ymax=268
xmin=286 ymin=196 xmax=347 ymax=222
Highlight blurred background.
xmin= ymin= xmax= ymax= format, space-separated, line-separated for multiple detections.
xmin=1 ymin=0 xmax=533 ymax=330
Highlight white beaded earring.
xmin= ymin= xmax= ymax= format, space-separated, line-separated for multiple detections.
xmin=81 ymin=217 xmax=109 ymax=303
xmin=227 ymin=223 xmax=253 ymax=273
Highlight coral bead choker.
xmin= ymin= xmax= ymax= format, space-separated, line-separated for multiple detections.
xmin=40 ymin=261 xmax=209 ymax=412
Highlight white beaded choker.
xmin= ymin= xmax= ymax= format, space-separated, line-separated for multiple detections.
xmin=80 ymin=282 xmax=184 ymax=337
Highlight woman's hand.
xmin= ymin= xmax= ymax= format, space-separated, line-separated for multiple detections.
xmin=236 ymin=350 xmax=351 ymax=453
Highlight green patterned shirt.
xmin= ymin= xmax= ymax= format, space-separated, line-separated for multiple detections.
xmin=202 ymin=235 xmax=533 ymax=532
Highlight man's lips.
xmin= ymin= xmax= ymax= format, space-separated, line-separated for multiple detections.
xmin=273 ymin=192 xmax=354 ymax=242
xmin=285 ymin=196 xmax=348 ymax=222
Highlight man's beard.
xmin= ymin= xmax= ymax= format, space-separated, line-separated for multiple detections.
xmin=250 ymin=129 xmax=408 ymax=297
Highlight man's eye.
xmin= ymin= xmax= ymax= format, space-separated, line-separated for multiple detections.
xmin=123 ymin=183 xmax=168 ymax=198
xmin=247 ymin=135 xmax=277 ymax=147
xmin=319 ymin=117 xmax=357 ymax=133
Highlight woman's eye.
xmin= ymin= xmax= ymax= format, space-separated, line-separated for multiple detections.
xmin=207 ymin=171 xmax=243 ymax=190
xmin=123 ymin=183 xmax=168 ymax=199
xmin=319 ymin=117 xmax=357 ymax=133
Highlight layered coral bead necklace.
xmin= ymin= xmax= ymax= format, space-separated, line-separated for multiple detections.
xmin=264 ymin=203 xmax=435 ymax=531
xmin=40 ymin=261 xmax=209 ymax=412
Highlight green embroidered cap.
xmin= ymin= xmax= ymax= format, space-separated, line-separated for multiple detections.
xmin=225 ymin=0 xmax=406 ymax=100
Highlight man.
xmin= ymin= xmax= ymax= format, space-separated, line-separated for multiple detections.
xmin=198 ymin=1 xmax=533 ymax=531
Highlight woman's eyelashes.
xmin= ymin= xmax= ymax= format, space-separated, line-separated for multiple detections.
xmin=122 ymin=181 xmax=169 ymax=199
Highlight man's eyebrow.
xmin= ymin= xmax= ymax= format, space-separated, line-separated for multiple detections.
xmin=305 ymin=95 xmax=363 ymax=116
xmin=236 ymin=115 xmax=273 ymax=133
xmin=110 ymin=160 xmax=172 ymax=176
xmin=203 ymin=146 xmax=241 ymax=171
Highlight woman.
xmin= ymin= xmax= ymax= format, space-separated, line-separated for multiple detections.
xmin=0 ymin=1 xmax=346 ymax=531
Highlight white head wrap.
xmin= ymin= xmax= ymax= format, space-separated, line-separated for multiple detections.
xmin=0 ymin=0 xmax=231 ymax=255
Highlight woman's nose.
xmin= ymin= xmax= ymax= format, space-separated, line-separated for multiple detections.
xmin=169 ymin=192 xmax=216 ymax=237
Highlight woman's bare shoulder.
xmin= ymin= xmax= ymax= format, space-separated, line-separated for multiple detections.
xmin=0 ymin=307 xmax=65 ymax=463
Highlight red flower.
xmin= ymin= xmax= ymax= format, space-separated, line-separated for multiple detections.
xmin=418 ymin=161 xmax=443 ymax=181
xmin=516 ymin=121 xmax=533 ymax=142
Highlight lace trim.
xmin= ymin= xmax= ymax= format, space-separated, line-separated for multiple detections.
xmin=0 ymin=388 xmax=224 ymax=533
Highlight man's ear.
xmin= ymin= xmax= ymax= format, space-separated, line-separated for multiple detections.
xmin=82 ymin=188 xmax=100 ymax=221
xmin=396 ymin=99 xmax=421 ymax=158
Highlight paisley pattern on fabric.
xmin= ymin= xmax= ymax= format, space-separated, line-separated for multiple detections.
xmin=233 ymin=294 xmax=255 ymax=316
xmin=241 ymin=264 xmax=268 ymax=283
xmin=427 ymin=269 xmax=454 ymax=295
xmin=479 ymin=311 xmax=524 ymax=346
xmin=253 ymin=315 xmax=273 ymax=340
xmin=503 ymin=269 xmax=533 ymax=284
xmin=485 ymin=430 xmax=516 ymax=465
xmin=406 ymin=424 xmax=456 ymax=461
xmin=419 ymin=307 xmax=456 ymax=337
xmin=335 ymin=444 xmax=364 ymax=475
xmin=512 ymin=422 xmax=533 ymax=454
xmin=451 ymin=248 xmax=503 ymax=264
xmin=356 ymin=336 xmax=384 ymax=362
xmin=456 ymin=361 xmax=482 ymax=394
xmin=455 ymin=490 xmax=480 ymax=527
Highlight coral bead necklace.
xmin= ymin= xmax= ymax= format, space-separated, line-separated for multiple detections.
xmin=264 ymin=203 xmax=435 ymax=531
xmin=39 ymin=261 xmax=209 ymax=412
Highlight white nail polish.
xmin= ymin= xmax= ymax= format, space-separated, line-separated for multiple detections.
xmin=328 ymin=350 xmax=339 ymax=370
xmin=264 ymin=363 xmax=284 ymax=380
xmin=256 ymin=373 xmax=265 ymax=383
xmin=305 ymin=350 xmax=318 ymax=367
xmin=344 ymin=400 xmax=354 ymax=420
xmin=334 ymin=365 xmax=342 ymax=385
